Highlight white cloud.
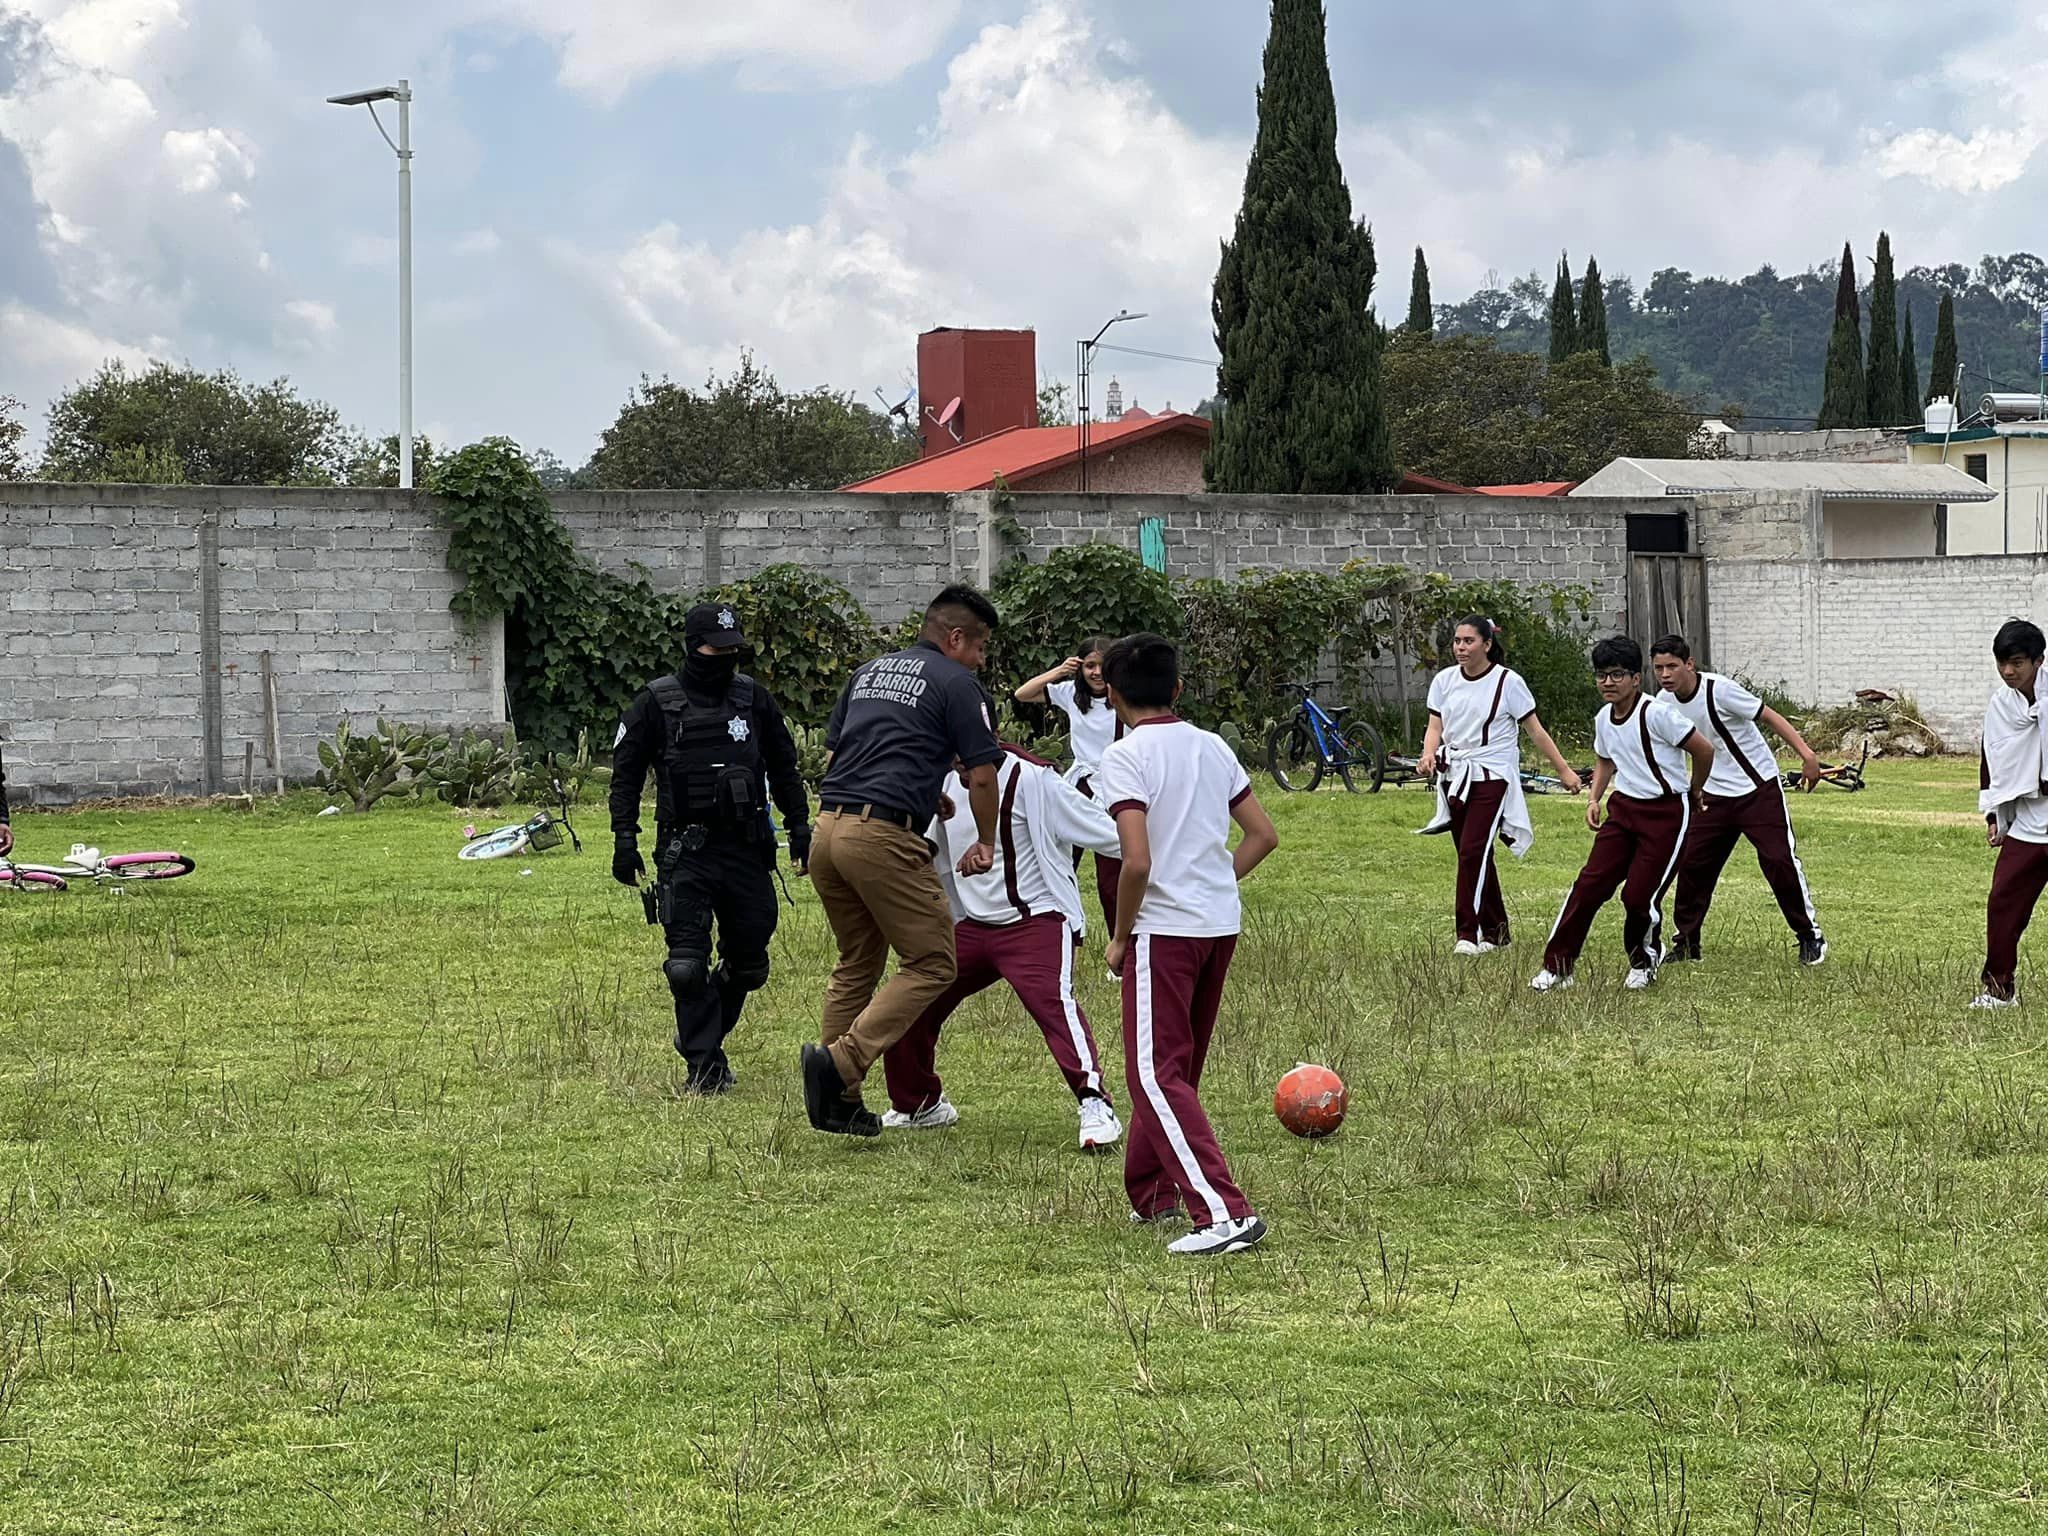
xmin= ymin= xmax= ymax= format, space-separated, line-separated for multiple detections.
xmin=454 ymin=227 xmax=502 ymax=256
xmin=284 ymin=298 xmax=338 ymax=338
xmin=1867 ymin=16 xmax=2048 ymax=194
xmin=0 ymin=301 xmax=151 ymax=373
xmin=161 ymin=125 xmax=254 ymax=193
xmin=473 ymin=0 xmax=962 ymax=100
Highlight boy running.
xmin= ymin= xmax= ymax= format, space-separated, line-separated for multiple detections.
xmin=1648 ymin=635 xmax=1827 ymax=966
xmin=881 ymin=739 xmax=1127 ymax=1150
xmin=1976 ymin=618 xmax=2048 ymax=1008
xmin=1534 ymin=636 xmax=1714 ymax=993
xmin=1096 ymin=633 xmax=1279 ymax=1256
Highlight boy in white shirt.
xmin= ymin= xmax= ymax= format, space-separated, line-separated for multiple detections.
xmin=1095 ymin=633 xmax=1280 ymax=1256
xmin=880 ymin=741 xmax=1128 ymax=1150
xmin=1534 ymin=636 xmax=1715 ymax=993
xmin=1977 ymin=618 xmax=2048 ymax=1007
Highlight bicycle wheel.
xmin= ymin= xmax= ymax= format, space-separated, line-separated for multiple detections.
xmin=458 ymin=827 xmax=529 ymax=861
xmin=1333 ymin=722 xmax=1386 ymax=794
xmin=1266 ymin=719 xmax=1324 ymax=792
xmin=101 ymin=852 xmax=195 ymax=880
xmin=0 ymin=865 xmax=67 ymax=892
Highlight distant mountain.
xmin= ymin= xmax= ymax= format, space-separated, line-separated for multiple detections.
xmin=1435 ymin=252 xmax=2048 ymax=426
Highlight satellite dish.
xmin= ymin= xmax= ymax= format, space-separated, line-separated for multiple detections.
xmin=937 ymin=397 xmax=961 ymax=427
xmin=874 ymin=387 xmax=914 ymax=419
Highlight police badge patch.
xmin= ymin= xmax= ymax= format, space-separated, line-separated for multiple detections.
xmin=727 ymin=717 xmax=751 ymax=742
xmin=718 ymin=607 xmax=737 ymax=631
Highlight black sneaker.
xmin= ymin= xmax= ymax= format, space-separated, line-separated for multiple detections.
xmin=686 ymin=1064 xmax=737 ymax=1095
xmin=1799 ymin=934 xmax=1828 ymax=967
xmin=800 ymin=1044 xmax=881 ymax=1137
xmin=1665 ymin=934 xmax=1701 ymax=963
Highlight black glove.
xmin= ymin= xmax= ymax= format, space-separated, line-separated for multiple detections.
xmin=786 ymin=824 xmax=812 ymax=870
xmin=612 ymin=838 xmax=645 ymax=888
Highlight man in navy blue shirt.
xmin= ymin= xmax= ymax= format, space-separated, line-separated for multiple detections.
xmin=800 ymin=585 xmax=1003 ymax=1136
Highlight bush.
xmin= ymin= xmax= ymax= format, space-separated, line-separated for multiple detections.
xmin=421 ymin=732 xmax=521 ymax=807
xmin=990 ymin=543 xmax=1182 ymax=684
xmin=314 ymin=717 xmax=444 ymax=812
xmin=704 ymin=564 xmax=881 ymax=728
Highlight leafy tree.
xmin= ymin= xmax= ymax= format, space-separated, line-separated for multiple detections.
xmin=526 ymin=448 xmax=591 ymax=490
xmin=1579 ymin=256 xmax=1611 ymax=366
xmin=1816 ymin=243 xmax=1866 ymax=428
xmin=1406 ymin=246 xmax=1433 ymax=335
xmin=1037 ymin=379 xmax=1075 ymax=427
xmin=1533 ymin=353 xmax=1702 ymax=479
xmin=1864 ymin=232 xmax=1901 ymax=425
xmin=1548 ymin=254 xmax=1578 ymax=364
xmin=40 ymin=361 xmax=351 ymax=485
xmin=1206 ymin=0 xmax=1395 ymax=494
xmin=1928 ymin=290 xmax=1960 ymax=404
xmin=1899 ymin=304 xmax=1921 ymax=425
xmin=0 ymin=394 xmax=26 ymax=480
xmin=584 ymin=352 xmax=914 ymax=491
xmin=342 ymin=432 xmax=444 ymax=488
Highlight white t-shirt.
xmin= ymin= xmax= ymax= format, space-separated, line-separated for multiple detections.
xmin=937 ymin=757 xmax=1057 ymax=924
xmin=1046 ymin=679 xmax=1121 ymax=776
xmin=1594 ymin=694 xmax=1699 ymax=802
xmin=1665 ymin=672 xmax=1777 ymax=800
xmin=1426 ymin=664 xmax=1536 ymax=771
xmin=1094 ymin=718 xmax=1250 ymax=938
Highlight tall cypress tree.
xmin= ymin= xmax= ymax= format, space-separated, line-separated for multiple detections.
xmin=1548 ymin=254 xmax=1578 ymax=364
xmin=1927 ymin=291 xmax=1960 ymax=405
xmin=1207 ymin=0 xmax=1395 ymax=493
xmin=1406 ymin=246 xmax=1432 ymax=335
xmin=1816 ymin=242 xmax=1866 ymax=429
xmin=1898 ymin=304 xmax=1922 ymax=426
xmin=1579 ymin=255 xmax=1611 ymax=367
xmin=1864 ymin=231 xmax=1900 ymax=427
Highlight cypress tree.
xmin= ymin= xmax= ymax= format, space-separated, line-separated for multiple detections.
xmin=1548 ymin=254 xmax=1578 ymax=364
xmin=1579 ymin=255 xmax=1611 ymax=367
xmin=1208 ymin=0 xmax=1395 ymax=493
xmin=1406 ymin=246 xmax=1432 ymax=335
xmin=1927 ymin=291 xmax=1959 ymax=405
xmin=1898 ymin=304 xmax=1921 ymax=426
xmin=1864 ymin=231 xmax=1900 ymax=427
xmin=1816 ymin=242 xmax=1866 ymax=429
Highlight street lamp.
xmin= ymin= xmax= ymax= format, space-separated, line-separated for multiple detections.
xmin=327 ymin=79 xmax=414 ymax=489
xmin=1077 ymin=309 xmax=1146 ymax=492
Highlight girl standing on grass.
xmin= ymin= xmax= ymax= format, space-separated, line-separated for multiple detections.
xmin=1016 ymin=637 xmax=1127 ymax=944
xmin=1417 ymin=616 xmax=1582 ymax=954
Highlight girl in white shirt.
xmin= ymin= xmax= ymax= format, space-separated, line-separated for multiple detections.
xmin=1417 ymin=616 xmax=1582 ymax=954
xmin=1017 ymin=636 xmax=1128 ymax=942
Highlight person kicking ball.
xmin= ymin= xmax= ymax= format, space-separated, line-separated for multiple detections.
xmin=880 ymin=736 xmax=1127 ymax=1150
xmin=1534 ymin=636 xmax=1714 ymax=993
xmin=1649 ymin=635 xmax=1827 ymax=967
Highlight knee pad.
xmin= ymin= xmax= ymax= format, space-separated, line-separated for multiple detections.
xmin=717 ymin=958 xmax=772 ymax=994
xmin=663 ymin=955 xmax=709 ymax=996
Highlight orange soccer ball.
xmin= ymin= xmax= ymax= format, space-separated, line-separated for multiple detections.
xmin=1273 ymin=1062 xmax=1347 ymax=1139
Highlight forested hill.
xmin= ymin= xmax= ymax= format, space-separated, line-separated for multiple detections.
xmin=1435 ymin=252 xmax=2048 ymax=426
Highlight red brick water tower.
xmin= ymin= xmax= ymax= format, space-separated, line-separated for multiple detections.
xmin=915 ymin=328 xmax=1038 ymax=458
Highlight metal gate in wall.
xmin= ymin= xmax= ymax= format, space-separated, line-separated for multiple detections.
xmin=1627 ymin=554 xmax=1711 ymax=665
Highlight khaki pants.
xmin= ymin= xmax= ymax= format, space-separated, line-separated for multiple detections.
xmin=808 ymin=809 xmax=959 ymax=1088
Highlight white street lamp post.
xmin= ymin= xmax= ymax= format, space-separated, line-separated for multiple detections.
xmin=327 ymin=79 xmax=414 ymax=489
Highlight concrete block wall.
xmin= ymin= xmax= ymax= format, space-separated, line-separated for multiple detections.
xmin=1711 ymin=552 xmax=2048 ymax=743
xmin=1 ymin=486 xmax=504 ymax=804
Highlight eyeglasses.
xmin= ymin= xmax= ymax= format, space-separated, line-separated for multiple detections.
xmin=1595 ymin=669 xmax=1636 ymax=683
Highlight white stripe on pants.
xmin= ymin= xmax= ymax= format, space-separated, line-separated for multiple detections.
xmin=1133 ymin=934 xmax=1226 ymax=1225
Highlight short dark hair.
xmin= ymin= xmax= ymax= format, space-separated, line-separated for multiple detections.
xmin=1994 ymin=618 xmax=2046 ymax=664
xmin=1102 ymin=632 xmax=1179 ymax=709
xmin=1650 ymin=633 xmax=1692 ymax=662
xmin=1591 ymin=635 xmax=1643 ymax=674
xmin=925 ymin=584 xmax=999 ymax=636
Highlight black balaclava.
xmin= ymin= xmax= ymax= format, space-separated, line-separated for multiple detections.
xmin=683 ymin=649 xmax=741 ymax=696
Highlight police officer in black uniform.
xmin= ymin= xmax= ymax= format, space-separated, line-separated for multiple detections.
xmin=610 ymin=602 xmax=810 ymax=1093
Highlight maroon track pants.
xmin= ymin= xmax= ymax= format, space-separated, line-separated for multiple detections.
xmin=881 ymin=913 xmax=1112 ymax=1115
xmin=1123 ymin=932 xmax=1251 ymax=1228
xmin=1544 ymin=793 xmax=1690 ymax=975
xmin=1448 ymin=779 xmax=1512 ymax=944
xmin=1672 ymin=780 xmax=1819 ymax=945
xmin=1983 ymin=835 xmax=2048 ymax=1001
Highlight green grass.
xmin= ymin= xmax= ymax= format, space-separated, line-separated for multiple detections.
xmin=0 ymin=759 xmax=2040 ymax=1532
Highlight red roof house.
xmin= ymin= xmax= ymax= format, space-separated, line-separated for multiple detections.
xmin=842 ymin=413 xmax=1214 ymax=494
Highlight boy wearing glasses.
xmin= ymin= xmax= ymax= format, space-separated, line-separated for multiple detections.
xmin=1533 ymin=636 xmax=1714 ymax=992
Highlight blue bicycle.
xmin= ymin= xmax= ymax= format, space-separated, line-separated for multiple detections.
xmin=1266 ymin=682 xmax=1386 ymax=793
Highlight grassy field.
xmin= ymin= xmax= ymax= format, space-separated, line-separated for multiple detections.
xmin=2 ymin=756 xmax=2044 ymax=1532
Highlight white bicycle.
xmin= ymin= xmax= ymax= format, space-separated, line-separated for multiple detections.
xmin=457 ymin=766 xmax=584 ymax=862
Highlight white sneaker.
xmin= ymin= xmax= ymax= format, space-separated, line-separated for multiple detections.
xmin=1970 ymin=993 xmax=2020 ymax=1010
xmin=1453 ymin=939 xmax=1482 ymax=957
xmin=1625 ymin=966 xmax=1655 ymax=991
xmin=1105 ymin=969 xmax=1120 ymax=986
xmin=1477 ymin=938 xmax=1506 ymax=953
xmin=1078 ymin=1097 xmax=1123 ymax=1151
xmin=1168 ymin=1215 xmax=1268 ymax=1256
xmin=1529 ymin=968 xmax=1573 ymax=992
xmin=879 ymin=1095 xmax=959 ymax=1130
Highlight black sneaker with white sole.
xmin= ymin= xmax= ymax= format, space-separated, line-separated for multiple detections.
xmin=1799 ymin=934 xmax=1827 ymax=967
xmin=800 ymin=1043 xmax=881 ymax=1137
xmin=1167 ymin=1215 xmax=1268 ymax=1256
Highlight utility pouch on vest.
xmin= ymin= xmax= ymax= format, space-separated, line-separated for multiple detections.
xmin=640 ymin=883 xmax=660 ymax=926
xmin=714 ymin=763 xmax=762 ymax=827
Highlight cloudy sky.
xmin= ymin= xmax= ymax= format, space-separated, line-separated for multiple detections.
xmin=3 ymin=0 xmax=2044 ymax=462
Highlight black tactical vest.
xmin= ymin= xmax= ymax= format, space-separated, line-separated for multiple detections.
xmin=646 ymin=674 xmax=765 ymax=832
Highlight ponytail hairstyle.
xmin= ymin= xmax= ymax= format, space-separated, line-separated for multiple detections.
xmin=1455 ymin=614 xmax=1506 ymax=667
xmin=1072 ymin=634 xmax=1116 ymax=712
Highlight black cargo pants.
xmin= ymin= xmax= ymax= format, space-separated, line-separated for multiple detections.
xmin=659 ymin=833 xmax=780 ymax=1088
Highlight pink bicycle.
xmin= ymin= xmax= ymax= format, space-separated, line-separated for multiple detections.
xmin=0 ymin=843 xmax=196 ymax=893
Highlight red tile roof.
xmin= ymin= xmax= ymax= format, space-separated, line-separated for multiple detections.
xmin=1476 ymin=481 xmax=1577 ymax=497
xmin=840 ymin=413 xmax=1210 ymax=492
